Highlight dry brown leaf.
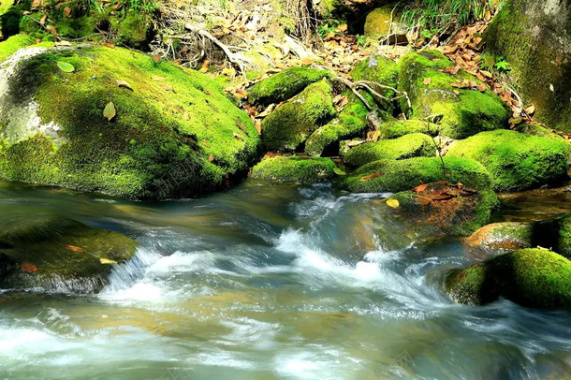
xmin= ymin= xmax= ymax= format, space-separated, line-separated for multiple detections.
xmin=360 ymin=173 xmax=383 ymax=181
xmin=153 ymin=54 xmax=162 ymax=63
xmin=525 ymin=105 xmax=536 ymax=115
xmin=254 ymin=119 xmax=262 ymax=136
xmin=413 ymin=184 xmax=428 ymax=193
xmin=151 ymin=75 xmax=166 ymax=82
xmin=423 ymin=77 xmax=432 ymax=85
xmin=161 ymin=84 xmax=173 ymax=91
xmin=202 ymin=139 xmax=210 ymax=148
xmin=208 ymin=155 xmax=214 ymax=162
xmin=21 ymin=262 xmax=38 ymax=273
xmin=116 ymin=80 xmax=133 ymax=91
xmin=199 ymin=60 xmax=210 ymax=73
xmin=233 ymin=132 xmax=244 ymax=140
xmin=65 ymin=244 xmax=85 ymax=253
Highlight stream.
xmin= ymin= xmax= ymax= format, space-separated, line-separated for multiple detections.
xmin=0 ymin=179 xmax=570 ymax=379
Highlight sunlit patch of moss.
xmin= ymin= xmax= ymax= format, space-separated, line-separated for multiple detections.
xmin=251 ymin=156 xmax=336 ymax=184
xmin=379 ymin=118 xmax=439 ymax=139
xmin=0 ymin=33 xmax=53 ymax=63
xmin=116 ymin=12 xmax=151 ymax=49
xmin=262 ymin=80 xmax=335 ymax=151
xmin=446 ymin=248 xmax=571 ymax=309
xmin=248 ymin=67 xmax=328 ymax=106
xmin=0 ymin=45 xmax=261 ymax=199
xmin=447 ymin=130 xmax=569 ymax=191
xmin=344 ymin=133 xmax=434 ymax=167
xmin=398 ymin=50 xmax=510 ymax=139
xmin=345 ymin=156 xmax=493 ymax=193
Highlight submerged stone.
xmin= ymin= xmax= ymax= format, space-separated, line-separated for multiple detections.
xmin=398 ymin=50 xmax=510 ymax=139
xmin=446 ymin=248 xmax=571 ymax=310
xmin=0 ymin=218 xmax=138 ymax=292
xmin=250 ymin=156 xmax=336 ymax=184
xmin=0 ymin=41 xmax=261 ymax=199
xmin=446 ymin=130 xmax=570 ymax=192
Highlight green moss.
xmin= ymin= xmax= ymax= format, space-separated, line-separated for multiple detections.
xmin=55 ymin=16 xmax=97 ymax=40
xmin=0 ymin=33 xmax=36 ymax=62
xmin=344 ymin=133 xmax=434 ymax=167
xmin=379 ymin=118 xmax=439 ymax=139
xmin=251 ymin=156 xmax=336 ymax=184
xmin=117 ymin=12 xmax=151 ymax=49
xmin=351 ymin=54 xmax=399 ymax=112
xmin=398 ymin=50 xmax=510 ymax=139
xmin=262 ymin=80 xmax=335 ymax=150
xmin=0 ymin=0 xmax=13 ymax=16
xmin=0 ymin=218 xmax=138 ymax=291
xmin=446 ymin=248 xmax=571 ymax=309
xmin=0 ymin=7 xmax=20 ymax=38
xmin=364 ymin=6 xmax=393 ymax=40
xmin=447 ymin=130 xmax=569 ymax=191
xmin=248 ymin=67 xmax=328 ymax=105
xmin=304 ymin=91 xmax=371 ymax=156
xmin=485 ymin=2 xmax=571 ymax=132
xmin=345 ymin=156 xmax=493 ymax=193
xmin=0 ymin=45 xmax=261 ymax=199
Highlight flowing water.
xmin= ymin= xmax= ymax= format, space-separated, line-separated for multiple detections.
xmin=0 ymin=179 xmax=570 ymax=380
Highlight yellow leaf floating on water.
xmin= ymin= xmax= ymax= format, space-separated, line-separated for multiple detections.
xmin=103 ymin=101 xmax=116 ymax=121
xmin=386 ymin=198 xmax=400 ymax=209
xmin=99 ymin=258 xmax=118 ymax=265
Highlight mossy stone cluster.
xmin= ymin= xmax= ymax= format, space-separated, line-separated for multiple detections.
xmin=0 ymin=42 xmax=261 ymax=199
xmin=344 ymin=156 xmax=493 ymax=193
xmin=398 ymin=50 xmax=510 ymax=139
xmin=447 ymin=129 xmax=570 ymax=191
xmin=446 ymin=248 xmax=571 ymax=310
xmin=261 ymin=80 xmax=336 ymax=150
xmin=0 ymin=218 xmax=138 ymax=292
xmin=248 ymin=67 xmax=328 ymax=106
xmin=251 ymin=156 xmax=337 ymax=184
xmin=344 ymin=133 xmax=434 ymax=167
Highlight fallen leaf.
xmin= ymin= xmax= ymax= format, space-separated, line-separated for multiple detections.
xmin=254 ymin=119 xmax=262 ymax=135
xmin=40 ymin=14 xmax=47 ymax=25
xmin=99 ymin=258 xmax=118 ymax=265
xmin=415 ymin=196 xmax=432 ymax=205
xmin=413 ymin=184 xmax=428 ymax=193
xmin=333 ymin=167 xmax=346 ymax=176
xmin=65 ymin=244 xmax=85 ymax=252
xmin=153 ymin=54 xmax=162 ymax=63
xmin=233 ymin=132 xmax=244 ymax=140
xmin=360 ymin=173 xmax=382 ymax=181
xmin=386 ymin=198 xmax=400 ymax=208
xmin=208 ymin=155 xmax=214 ymax=162
xmin=57 ymin=61 xmax=75 ymax=73
xmin=236 ymin=119 xmax=249 ymax=135
xmin=199 ymin=60 xmax=210 ymax=73
xmin=202 ymin=139 xmax=210 ymax=148
xmin=161 ymin=84 xmax=173 ymax=91
xmin=63 ymin=6 xmax=72 ymax=18
xmin=525 ymin=105 xmax=536 ymax=115
xmin=234 ymin=89 xmax=248 ymax=99
xmin=116 ymin=80 xmax=132 ymax=91
xmin=103 ymin=101 xmax=116 ymax=121
xmin=423 ymin=77 xmax=432 ymax=85
xmin=21 ymin=262 xmax=38 ymax=273
xmin=477 ymin=84 xmax=487 ymax=92
xmin=151 ymin=75 xmax=166 ymax=82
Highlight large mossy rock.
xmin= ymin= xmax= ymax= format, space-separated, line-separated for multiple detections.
xmin=344 ymin=133 xmax=434 ymax=167
xmin=262 ymin=80 xmax=336 ymax=150
xmin=447 ymin=130 xmax=569 ymax=192
xmin=485 ymin=0 xmax=571 ymax=132
xmin=305 ymin=92 xmax=371 ymax=157
xmin=364 ymin=4 xmax=407 ymax=43
xmin=0 ymin=218 xmax=138 ymax=292
xmin=248 ymin=67 xmax=328 ymax=106
xmin=351 ymin=54 xmax=399 ymax=114
xmin=446 ymin=249 xmax=571 ymax=310
xmin=398 ymin=50 xmax=510 ymax=139
xmin=344 ymin=156 xmax=493 ymax=193
xmin=0 ymin=40 xmax=260 ymax=199
xmin=250 ymin=156 xmax=336 ymax=184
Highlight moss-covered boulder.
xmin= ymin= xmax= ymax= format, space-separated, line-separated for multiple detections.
xmin=351 ymin=54 xmax=399 ymax=113
xmin=380 ymin=118 xmax=439 ymax=139
xmin=484 ymin=0 xmax=571 ymax=132
xmin=262 ymin=80 xmax=335 ymax=150
xmin=447 ymin=130 xmax=569 ymax=192
xmin=250 ymin=156 xmax=336 ymax=184
xmin=465 ymin=222 xmax=534 ymax=251
xmin=0 ymin=41 xmax=260 ymax=199
xmin=446 ymin=249 xmax=571 ymax=309
xmin=248 ymin=67 xmax=327 ymax=106
xmin=0 ymin=218 xmax=138 ymax=292
xmin=398 ymin=50 xmax=510 ymax=139
xmin=388 ymin=181 xmax=498 ymax=236
xmin=116 ymin=12 xmax=152 ymax=49
xmin=344 ymin=133 xmax=434 ymax=167
xmin=345 ymin=156 xmax=493 ymax=193
xmin=305 ymin=92 xmax=370 ymax=157
xmin=364 ymin=4 xmax=407 ymax=43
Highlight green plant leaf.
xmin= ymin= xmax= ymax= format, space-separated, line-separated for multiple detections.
xmin=57 ymin=61 xmax=75 ymax=73
xmin=333 ymin=167 xmax=346 ymax=176
xmin=103 ymin=101 xmax=116 ymax=121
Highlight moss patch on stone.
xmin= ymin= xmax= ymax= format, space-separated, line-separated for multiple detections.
xmin=380 ymin=118 xmax=439 ymax=139
xmin=446 ymin=130 xmax=569 ymax=192
xmin=345 ymin=156 xmax=493 ymax=193
xmin=248 ymin=67 xmax=328 ymax=106
xmin=262 ymin=80 xmax=335 ymax=150
xmin=0 ymin=218 xmax=138 ymax=292
xmin=465 ymin=222 xmax=534 ymax=251
xmin=344 ymin=133 xmax=434 ymax=167
xmin=304 ymin=91 xmax=371 ymax=156
xmin=446 ymin=248 xmax=571 ymax=309
xmin=398 ymin=50 xmax=510 ymax=139
xmin=0 ymin=45 xmax=261 ymax=199
xmin=251 ymin=155 xmax=336 ymax=184
xmin=351 ymin=54 xmax=399 ymax=113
